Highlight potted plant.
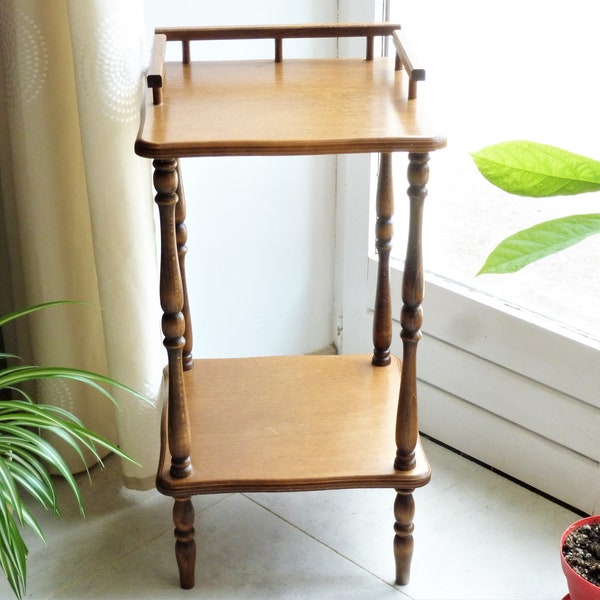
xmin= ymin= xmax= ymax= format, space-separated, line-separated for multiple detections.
xmin=471 ymin=140 xmax=600 ymax=599
xmin=561 ymin=516 xmax=600 ymax=599
xmin=0 ymin=300 xmax=145 ymax=599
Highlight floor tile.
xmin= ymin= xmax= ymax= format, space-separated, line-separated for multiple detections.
xmin=248 ymin=439 xmax=580 ymax=599
xmin=0 ymin=439 xmax=581 ymax=599
xmin=41 ymin=494 xmax=406 ymax=599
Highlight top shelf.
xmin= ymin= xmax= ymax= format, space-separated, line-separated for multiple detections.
xmin=134 ymin=24 xmax=446 ymax=159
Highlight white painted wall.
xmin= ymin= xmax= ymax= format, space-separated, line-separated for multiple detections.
xmin=142 ymin=1 xmax=339 ymax=357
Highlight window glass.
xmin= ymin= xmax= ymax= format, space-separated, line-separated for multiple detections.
xmin=389 ymin=0 xmax=600 ymax=340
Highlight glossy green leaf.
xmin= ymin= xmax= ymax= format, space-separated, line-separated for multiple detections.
xmin=0 ymin=498 xmax=27 ymax=600
xmin=478 ymin=214 xmax=600 ymax=274
xmin=0 ymin=427 xmax=83 ymax=508
xmin=0 ymin=301 xmax=148 ymax=599
xmin=0 ymin=459 xmax=24 ymax=526
xmin=471 ymin=141 xmax=600 ymax=197
xmin=0 ymin=365 xmax=147 ymax=406
xmin=5 ymin=458 xmax=56 ymax=515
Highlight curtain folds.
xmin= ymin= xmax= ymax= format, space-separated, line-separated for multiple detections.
xmin=0 ymin=0 xmax=163 ymax=490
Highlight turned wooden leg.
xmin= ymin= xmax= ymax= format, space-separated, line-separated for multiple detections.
xmin=174 ymin=497 xmax=196 ymax=589
xmin=174 ymin=161 xmax=194 ymax=371
xmin=372 ymin=152 xmax=394 ymax=367
xmin=393 ymin=489 xmax=415 ymax=585
xmin=395 ymin=152 xmax=429 ymax=471
xmin=153 ymin=158 xmax=192 ymax=479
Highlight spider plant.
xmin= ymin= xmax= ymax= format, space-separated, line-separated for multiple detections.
xmin=471 ymin=140 xmax=600 ymax=273
xmin=0 ymin=301 xmax=145 ymax=599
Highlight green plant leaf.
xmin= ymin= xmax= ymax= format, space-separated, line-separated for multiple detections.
xmin=0 ymin=527 xmax=26 ymax=599
xmin=0 ymin=365 xmax=147 ymax=407
xmin=0 ymin=443 xmax=60 ymax=519
xmin=0 ymin=301 xmax=87 ymax=329
xmin=0 ymin=302 xmax=148 ymax=599
xmin=18 ymin=505 xmax=44 ymax=544
xmin=471 ymin=141 xmax=600 ymax=197
xmin=478 ymin=213 xmax=600 ymax=274
xmin=0 ymin=492 xmax=28 ymax=599
xmin=0 ymin=427 xmax=84 ymax=512
xmin=0 ymin=400 xmax=137 ymax=466
xmin=4 ymin=457 xmax=57 ymax=515
xmin=0 ymin=459 xmax=24 ymax=525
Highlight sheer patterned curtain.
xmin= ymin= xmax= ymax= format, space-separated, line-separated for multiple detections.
xmin=0 ymin=0 xmax=163 ymax=490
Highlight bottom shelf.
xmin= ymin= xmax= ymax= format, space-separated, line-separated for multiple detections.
xmin=157 ymin=354 xmax=430 ymax=496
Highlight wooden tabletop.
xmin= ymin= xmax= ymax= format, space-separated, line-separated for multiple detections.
xmin=135 ymin=57 xmax=446 ymax=159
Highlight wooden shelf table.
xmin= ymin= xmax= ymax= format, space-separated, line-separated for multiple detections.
xmin=135 ymin=23 xmax=446 ymax=592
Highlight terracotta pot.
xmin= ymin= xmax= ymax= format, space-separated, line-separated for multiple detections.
xmin=561 ymin=516 xmax=600 ymax=600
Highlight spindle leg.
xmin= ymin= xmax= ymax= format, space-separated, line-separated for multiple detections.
xmin=174 ymin=162 xmax=194 ymax=370
xmin=393 ymin=489 xmax=415 ymax=585
xmin=154 ymin=159 xmax=195 ymax=588
xmin=372 ymin=153 xmax=394 ymax=366
xmin=392 ymin=152 xmax=430 ymax=587
xmin=153 ymin=158 xmax=192 ymax=479
xmin=395 ymin=152 xmax=429 ymax=471
xmin=174 ymin=497 xmax=196 ymax=589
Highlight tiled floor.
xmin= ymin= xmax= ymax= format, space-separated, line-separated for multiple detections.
xmin=1 ymin=438 xmax=579 ymax=599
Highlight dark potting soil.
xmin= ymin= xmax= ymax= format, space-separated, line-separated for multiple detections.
xmin=563 ymin=522 xmax=600 ymax=587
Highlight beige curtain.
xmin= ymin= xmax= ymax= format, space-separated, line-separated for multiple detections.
xmin=0 ymin=0 xmax=163 ymax=490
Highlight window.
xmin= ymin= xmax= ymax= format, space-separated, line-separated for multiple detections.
xmin=389 ymin=0 xmax=600 ymax=340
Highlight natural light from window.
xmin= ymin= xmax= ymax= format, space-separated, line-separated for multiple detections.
xmin=388 ymin=0 xmax=600 ymax=341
